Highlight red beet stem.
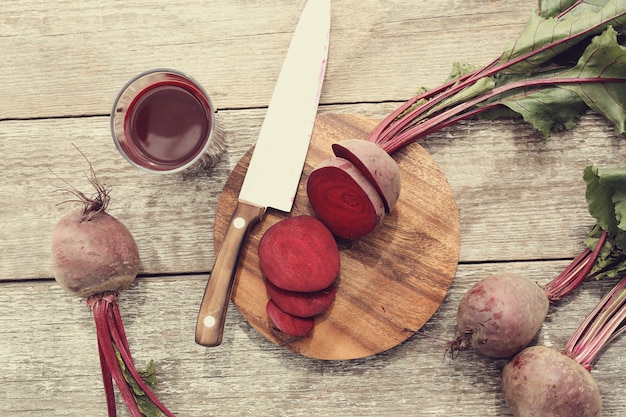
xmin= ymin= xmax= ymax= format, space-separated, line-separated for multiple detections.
xmin=89 ymin=292 xmax=177 ymax=417
xmin=564 ymin=276 xmax=626 ymax=370
xmin=107 ymin=306 xmax=177 ymax=417
xmin=375 ymin=78 xmax=626 ymax=154
xmin=543 ymin=230 xmax=608 ymax=301
xmin=366 ymin=1 xmax=626 ymax=154
xmin=91 ymin=295 xmax=143 ymax=417
xmin=97 ymin=341 xmax=117 ymax=417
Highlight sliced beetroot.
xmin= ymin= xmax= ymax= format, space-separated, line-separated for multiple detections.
xmin=307 ymin=156 xmax=385 ymax=239
xmin=258 ymin=215 xmax=340 ymax=292
xmin=265 ymin=279 xmax=336 ymax=318
xmin=266 ymin=299 xmax=315 ymax=337
xmin=332 ymin=139 xmax=401 ymax=213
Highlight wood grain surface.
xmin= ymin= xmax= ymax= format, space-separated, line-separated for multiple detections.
xmin=3 ymin=1 xmax=626 ymax=416
xmin=213 ymin=114 xmax=461 ymax=360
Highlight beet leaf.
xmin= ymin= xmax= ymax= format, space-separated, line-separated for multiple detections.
xmin=543 ymin=165 xmax=626 ymax=299
xmin=583 ymin=165 xmax=626 ymax=279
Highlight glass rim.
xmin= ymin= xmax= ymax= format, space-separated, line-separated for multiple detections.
xmin=110 ymin=68 xmax=217 ymax=174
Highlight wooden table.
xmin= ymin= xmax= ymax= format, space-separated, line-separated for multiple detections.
xmin=2 ymin=1 xmax=625 ymax=416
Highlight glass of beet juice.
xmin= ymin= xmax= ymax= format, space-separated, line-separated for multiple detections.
xmin=111 ymin=69 xmax=221 ymax=173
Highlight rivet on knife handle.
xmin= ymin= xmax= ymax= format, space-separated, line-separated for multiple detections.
xmin=195 ymin=202 xmax=265 ymax=347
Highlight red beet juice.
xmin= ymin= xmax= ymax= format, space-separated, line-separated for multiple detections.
xmin=111 ymin=70 xmax=216 ymax=173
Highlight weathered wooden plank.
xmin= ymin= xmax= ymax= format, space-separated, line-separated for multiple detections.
xmin=0 ymin=0 xmax=532 ymax=119
xmin=3 ymin=0 xmax=626 ymax=415
xmin=0 ymin=262 xmax=623 ymax=417
xmin=1 ymin=105 xmax=621 ymax=280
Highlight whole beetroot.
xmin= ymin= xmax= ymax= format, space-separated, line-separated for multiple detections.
xmin=448 ymin=273 xmax=549 ymax=359
xmin=51 ymin=158 xmax=176 ymax=417
xmin=502 ymin=345 xmax=601 ymax=417
xmin=501 ymin=276 xmax=626 ymax=416
xmin=52 ymin=208 xmax=139 ymax=298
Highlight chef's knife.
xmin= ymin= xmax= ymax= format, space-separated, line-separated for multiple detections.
xmin=195 ymin=0 xmax=331 ymax=347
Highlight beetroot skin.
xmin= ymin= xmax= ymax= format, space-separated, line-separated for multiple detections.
xmin=52 ymin=208 xmax=139 ymax=298
xmin=502 ymin=345 xmax=601 ymax=417
xmin=331 ymin=139 xmax=401 ymax=213
xmin=450 ymin=273 xmax=549 ymax=358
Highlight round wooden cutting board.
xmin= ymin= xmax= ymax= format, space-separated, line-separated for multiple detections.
xmin=214 ymin=113 xmax=460 ymax=360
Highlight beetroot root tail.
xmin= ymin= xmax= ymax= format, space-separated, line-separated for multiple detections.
xmin=445 ymin=333 xmax=472 ymax=359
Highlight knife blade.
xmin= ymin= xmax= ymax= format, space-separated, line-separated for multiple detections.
xmin=195 ymin=0 xmax=331 ymax=347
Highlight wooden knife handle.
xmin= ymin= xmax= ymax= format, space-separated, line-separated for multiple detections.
xmin=195 ymin=201 xmax=265 ymax=347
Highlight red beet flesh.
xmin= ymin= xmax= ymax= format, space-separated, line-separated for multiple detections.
xmin=258 ymin=215 xmax=340 ymax=292
xmin=265 ymin=279 xmax=336 ymax=318
xmin=306 ymin=157 xmax=385 ymax=239
xmin=266 ymin=299 xmax=315 ymax=337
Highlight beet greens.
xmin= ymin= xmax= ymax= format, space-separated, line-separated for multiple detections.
xmin=546 ymin=165 xmax=626 ymax=299
xmin=367 ymin=0 xmax=626 ymax=154
xmin=363 ymin=0 xmax=626 ymax=305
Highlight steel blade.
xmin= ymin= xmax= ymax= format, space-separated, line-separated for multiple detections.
xmin=238 ymin=0 xmax=330 ymax=212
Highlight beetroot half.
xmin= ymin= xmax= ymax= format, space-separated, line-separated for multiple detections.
xmin=331 ymin=139 xmax=401 ymax=213
xmin=307 ymin=156 xmax=385 ymax=239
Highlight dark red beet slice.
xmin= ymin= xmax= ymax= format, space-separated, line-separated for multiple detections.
xmin=306 ymin=157 xmax=384 ymax=239
xmin=265 ymin=279 xmax=336 ymax=317
xmin=258 ymin=215 xmax=340 ymax=292
xmin=266 ymin=299 xmax=315 ymax=337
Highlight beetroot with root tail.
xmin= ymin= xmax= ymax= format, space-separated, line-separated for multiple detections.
xmin=448 ymin=273 xmax=549 ymax=359
xmin=448 ymin=230 xmax=609 ymax=360
xmin=51 ymin=159 xmax=176 ymax=417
